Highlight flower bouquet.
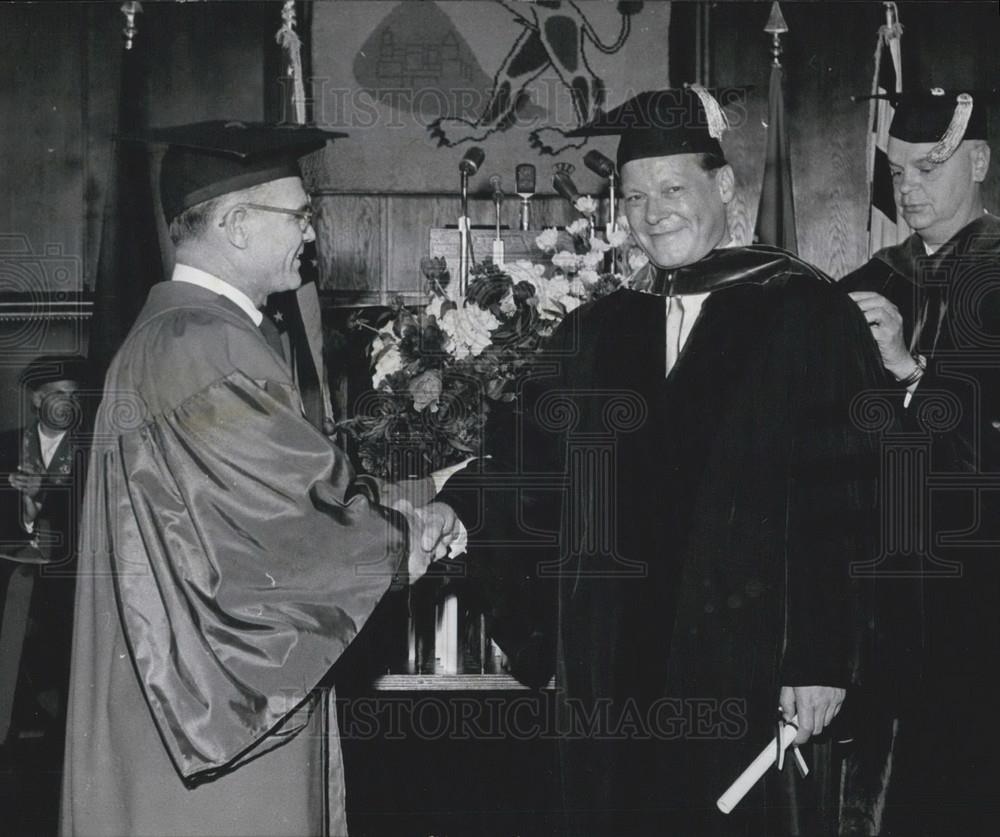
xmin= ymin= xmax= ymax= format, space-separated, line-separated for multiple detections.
xmin=341 ymin=208 xmax=646 ymax=481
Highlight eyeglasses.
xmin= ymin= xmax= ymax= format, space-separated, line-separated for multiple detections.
xmin=219 ymin=203 xmax=314 ymax=231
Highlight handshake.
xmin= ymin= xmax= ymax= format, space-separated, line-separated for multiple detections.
xmin=391 ymin=498 xmax=462 ymax=583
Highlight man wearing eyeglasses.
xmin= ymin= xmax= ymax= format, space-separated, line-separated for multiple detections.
xmin=61 ymin=121 xmax=458 ymax=837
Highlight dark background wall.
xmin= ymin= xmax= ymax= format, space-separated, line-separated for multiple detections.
xmin=0 ymin=1 xmax=278 ymax=430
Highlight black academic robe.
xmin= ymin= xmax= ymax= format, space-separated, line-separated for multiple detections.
xmin=445 ymin=245 xmax=882 ymax=835
xmin=840 ymin=214 xmax=1000 ymax=834
xmin=61 ymin=281 xmax=408 ymax=837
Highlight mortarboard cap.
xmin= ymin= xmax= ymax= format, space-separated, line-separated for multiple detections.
xmin=128 ymin=121 xmax=347 ymax=223
xmin=19 ymin=355 xmax=90 ymax=390
xmin=567 ymin=87 xmax=741 ymax=172
xmin=889 ymin=88 xmax=992 ymax=163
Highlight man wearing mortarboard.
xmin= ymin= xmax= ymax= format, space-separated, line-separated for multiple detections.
xmin=841 ymin=88 xmax=999 ymax=835
xmin=441 ymin=87 xmax=883 ymax=834
xmin=60 ymin=122 xmax=458 ymax=837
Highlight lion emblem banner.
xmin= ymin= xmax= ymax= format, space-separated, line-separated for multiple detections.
xmin=310 ymin=1 xmax=671 ymax=193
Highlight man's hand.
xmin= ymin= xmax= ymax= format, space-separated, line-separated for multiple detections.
xmin=9 ymin=469 xmax=43 ymax=524
xmin=392 ymin=499 xmax=460 ymax=583
xmin=848 ymin=291 xmax=915 ymax=378
xmin=8 ymin=468 xmax=42 ymax=499
xmin=779 ymin=685 xmax=845 ymax=745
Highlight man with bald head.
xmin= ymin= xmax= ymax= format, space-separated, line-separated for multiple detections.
xmin=61 ymin=122 xmax=458 ymax=837
xmin=842 ymin=89 xmax=999 ymax=834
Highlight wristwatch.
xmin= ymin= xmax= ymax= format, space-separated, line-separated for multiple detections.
xmin=896 ymin=353 xmax=927 ymax=387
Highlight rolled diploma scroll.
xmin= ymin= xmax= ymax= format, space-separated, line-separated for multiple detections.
xmin=717 ymin=718 xmax=799 ymax=814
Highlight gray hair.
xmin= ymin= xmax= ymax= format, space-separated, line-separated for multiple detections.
xmin=168 ymin=182 xmax=279 ymax=246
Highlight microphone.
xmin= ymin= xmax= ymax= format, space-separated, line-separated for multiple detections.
xmin=457 ymin=148 xmax=484 ymax=296
xmin=552 ymin=171 xmax=581 ymax=204
xmin=489 ymin=174 xmax=504 ymax=203
xmin=584 ymin=150 xmax=616 ymax=179
xmin=515 ymin=164 xmax=536 ymax=196
xmin=459 ymin=146 xmax=485 ymax=176
xmin=515 ymin=164 xmax=536 ymax=231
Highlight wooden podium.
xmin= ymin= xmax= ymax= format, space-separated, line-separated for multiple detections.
xmin=428 ymin=228 xmax=576 ymax=286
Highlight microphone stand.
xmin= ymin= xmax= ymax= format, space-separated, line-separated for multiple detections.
xmin=458 ymin=167 xmax=472 ymax=297
xmin=490 ymin=176 xmax=505 ymax=267
xmin=607 ymin=170 xmax=621 ymax=274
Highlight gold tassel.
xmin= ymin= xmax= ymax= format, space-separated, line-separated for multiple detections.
xmin=927 ymin=93 xmax=973 ymax=165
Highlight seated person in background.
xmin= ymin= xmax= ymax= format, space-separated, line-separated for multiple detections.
xmin=0 ymin=355 xmax=89 ymax=830
xmin=4 ymin=355 xmax=91 ymax=565
xmin=1 ymin=355 xmax=90 ymax=735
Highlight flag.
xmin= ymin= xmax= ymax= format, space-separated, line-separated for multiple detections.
xmin=866 ymin=2 xmax=909 ymax=256
xmin=754 ymin=59 xmax=798 ymax=253
xmin=88 ymin=8 xmax=163 ymax=374
xmin=274 ymin=1 xmax=336 ymax=434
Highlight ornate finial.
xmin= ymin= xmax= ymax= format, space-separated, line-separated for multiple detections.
xmin=120 ymin=2 xmax=142 ymax=51
xmin=764 ymin=2 xmax=788 ymax=66
xmin=276 ymin=0 xmax=307 ymax=124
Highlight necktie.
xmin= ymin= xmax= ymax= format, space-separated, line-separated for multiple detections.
xmin=258 ymin=313 xmax=286 ymax=362
xmin=665 ymin=294 xmax=685 ymax=374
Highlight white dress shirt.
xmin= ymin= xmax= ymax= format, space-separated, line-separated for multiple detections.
xmin=38 ymin=426 xmax=67 ymax=469
xmin=171 ymin=263 xmax=263 ymax=326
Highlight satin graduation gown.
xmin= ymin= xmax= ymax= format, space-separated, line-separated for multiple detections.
xmin=840 ymin=214 xmax=1000 ymax=834
xmin=61 ymin=281 xmax=407 ymax=836
xmin=445 ymin=245 xmax=882 ymax=835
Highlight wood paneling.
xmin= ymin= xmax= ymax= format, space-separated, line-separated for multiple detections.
xmin=314 ymin=195 xmax=384 ymax=301
xmin=314 ymin=193 xmax=575 ymax=305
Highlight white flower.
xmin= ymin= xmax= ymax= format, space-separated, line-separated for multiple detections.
xmin=499 ymin=289 xmax=517 ymax=315
xmin=567 ymin=276 xmax=588 ymax=297
xmin=628 ymin=249 xmax=650 ymax=271
xmin=581 ymin=249 xmax=604 ymax=270
xmin=531 ymin=275 xmax=583 ymax=321
xmin=566 ymin=218 xmax=590 ymax=236
xmin=409 ymin=369 xmax=443 ymax=412
xmin=588 ymin=235 xmax=611 ymax=254
xmin=606 ymin=228 xmax=630 ymax=248
xmin=534 ymin=227 xmax=560 ymax=252
xmin=551 ymin=250 xmax=580 ymax=272
xmin=372 ymin=343 xmax=403 ymax=388
xmin=439 ymin=303 xmax=501 ymax=360
xmin=574 ymin=195 xmax=599 ymax=216
xmin=505 ymin=259 xmax=546 ymax=288
xmin=578 ymin=268 xmax=601 ymax=287
xmin=424 ymin=295 xmax=447 ymax=320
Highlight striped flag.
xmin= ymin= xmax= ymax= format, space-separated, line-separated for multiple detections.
xmin=866 ymin=2 xmax=909 ymax=256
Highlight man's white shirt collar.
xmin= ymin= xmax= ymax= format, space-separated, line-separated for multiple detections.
xmin=37 ymin=426 xmax=67 ymax=469
xmin=171 ymin=263 xmax=263 ymax=326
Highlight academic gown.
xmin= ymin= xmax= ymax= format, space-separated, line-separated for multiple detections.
xmin=445 ymin=245 xmax=882 ymax=836
xmin=61 ymin=281 xmax=407 ymax=837
xmin=840 ymin=214 xmax=1000 ymax=834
